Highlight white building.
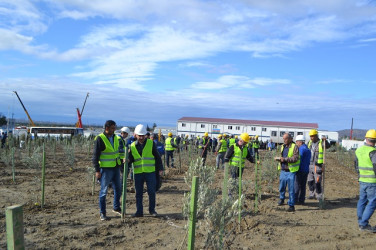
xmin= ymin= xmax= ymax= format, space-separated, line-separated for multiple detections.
xmin=177 ymin=117 xmax=338 ymax=144
xmin=341 ymin=139 xmax=364 ymax=150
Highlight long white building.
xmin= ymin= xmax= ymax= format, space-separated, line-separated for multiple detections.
xmin=177 ymin=117 xmax=338 ymax=144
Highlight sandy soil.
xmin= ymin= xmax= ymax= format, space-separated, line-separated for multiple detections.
xmin=1 ymin=145 xmax=376 ymax=249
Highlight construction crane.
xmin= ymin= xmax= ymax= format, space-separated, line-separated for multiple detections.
xmin=13 ymin=91 xmax=36 ymax=127
xmin=76 ymin=92 xmax=89 ymax=128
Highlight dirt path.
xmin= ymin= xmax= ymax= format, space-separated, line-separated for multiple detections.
xmin=1 ymin=149 xmax=376 ymax=249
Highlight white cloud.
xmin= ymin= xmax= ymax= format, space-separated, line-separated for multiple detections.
xmin=316 ymin=79 xmax=351 ymax=84
xmin=191 ymin=75 xmax=291 ymax=90
xmin=0 ymin=0 xmax=376 ymax=90
xmin=358 ymin=38 xmax=376 ymax=42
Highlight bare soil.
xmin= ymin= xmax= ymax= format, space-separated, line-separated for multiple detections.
xmin=1 ymin=147 xmax=376 ymax=249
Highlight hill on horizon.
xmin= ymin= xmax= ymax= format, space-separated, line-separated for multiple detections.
xmin=337 ymin=129 xmax=367 ymax=140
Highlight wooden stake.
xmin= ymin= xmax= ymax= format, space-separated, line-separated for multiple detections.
xmin=11 ymin=147 xmax=15 ymax=183
xmin=238 ymin=161 xmax=242 ymax=230
xmin=121 ymin=147 xmax=129 ymax=220
xmin=6 ymin=204 xmax=25 ymax=250
xmin=187 ymin=176 xmax=199 ymax=250
xmin=319 ymin=139 xmax=326 ymax=209
xmin=41 ymin=142 xmax=46 ymax=208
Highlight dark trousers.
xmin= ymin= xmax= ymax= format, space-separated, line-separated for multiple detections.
xmin=135 ymin=172 xmax=156 ymax=214
xmin=166 ymin=150 xmax=174 ymax=167
xmin=294 ymin=171 xmax=308 ymax=203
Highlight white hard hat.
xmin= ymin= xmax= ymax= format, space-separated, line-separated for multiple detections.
xmin=120 ymin=127 xmax=130 ymax=134
xmin=134 ymin=124 xmax=147 ymax=135
xmin=296 ymin=135 xmax=305 ymax=141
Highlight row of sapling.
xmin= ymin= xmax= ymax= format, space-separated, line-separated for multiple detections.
xmin=0 ymin=134 xmax=97 ymax=207
xmin=182 ymin=157 xmax=247 ymax=249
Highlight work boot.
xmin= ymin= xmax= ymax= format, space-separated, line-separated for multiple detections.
xmin=131 ymin=213 xmax=143 ymax=218
xmin=150 ymin=211 xmax=158 ymax=217
xmin=100 ymin=213 xmax=110 ymax=221
xmin=112 ymin=208 xmax=121 ymax=216
xmin=287 ymin=206 xmax=295 ymax=212
xmin=359 ymin=225 xmax=376 ymax=233
xmin=277 ymin=199 xmax=284 ymax=206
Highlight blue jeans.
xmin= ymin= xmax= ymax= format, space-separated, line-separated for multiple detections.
xmin=216 ymin=152 xmax=225 ymax=169
xmin=135 ymin=172 xmax=157 ymax=215
xmin=279 ymin=170 xmax=296 ymax=206
xmin=357 ymin=182 xmax=376 ymax=227
xmin=99 ymin=167 xmax=122 ymax=215
xmin=294 ymin=171 xmax=308 ymax=203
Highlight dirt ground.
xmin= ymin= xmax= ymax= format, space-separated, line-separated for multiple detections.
xmin=1 ymin=145 xmax=376 ymax=249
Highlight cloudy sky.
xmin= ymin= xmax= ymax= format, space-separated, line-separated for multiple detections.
xmin=0 ymin=0 xmax=375 ymax=131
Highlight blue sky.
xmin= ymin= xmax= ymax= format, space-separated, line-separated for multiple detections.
xmin=0 ymin=0 xmax=375 ymax=131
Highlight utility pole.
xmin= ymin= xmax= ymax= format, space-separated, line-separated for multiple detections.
xmin=350 ymin=118 xmax=353 ymax=140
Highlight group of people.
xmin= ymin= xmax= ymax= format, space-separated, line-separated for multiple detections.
xmin=275 ymin=129 xmax=329 ymax=212
xmin=93 ymin=121 xmax=162 ymax=221
xmin=92 ymin=121 xmax=376 ymax=235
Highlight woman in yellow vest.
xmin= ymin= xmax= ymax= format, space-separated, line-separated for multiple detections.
xmin=92 ymin=120 xmax=122 ymax=221
xmin=275 ymin=133 xmax=300 ymax=212
xmin=128 ymin=124 xmax=163 ymax=217
xmin=355 ymin=129 xmax=376 ymax=232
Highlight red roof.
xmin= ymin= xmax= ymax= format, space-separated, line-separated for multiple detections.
xmin=178 ymin=117 xmax=318 ymax=129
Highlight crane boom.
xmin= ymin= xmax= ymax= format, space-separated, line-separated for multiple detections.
xmin=81 ymin=93 xmax=89 ymax=116
xmin=75 ymin=92 xmax=89 ymax=128
xmin=13 ymin=91 xmax=36 ymax=127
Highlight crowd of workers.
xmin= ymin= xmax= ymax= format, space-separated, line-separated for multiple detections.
xmin=92 ymin=121 xmax=376 ymax=234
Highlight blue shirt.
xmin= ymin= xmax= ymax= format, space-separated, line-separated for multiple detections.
xmin=299 ymin=144 xmax=311 ymax=173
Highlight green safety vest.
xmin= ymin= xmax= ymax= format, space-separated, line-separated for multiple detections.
xmin=98 ymin=133 xmax=121 ymax=168
xmin=278 ymin=143 xmax=300 ymax=173
xmin=219 ymin=139 xmax=228 ymax=153
xmin=131 ymin=139 xmax=156 ymax=174
xmin=356 ymin=145 xmax=376 ymax=183
xmin=230 ymin=144 xmax=248 ymax=169
xmin=308 ymin=140 xmax=324 ymax=164
xmin=253 ymin=140 xmax=260 ymax=149
xmin=229 ymin=138 xmax=236 ymax=147
xmin=165 ymin=137 xmax=174 ymax=151
xmin=199 ymin=138 xmax=207 ymax=149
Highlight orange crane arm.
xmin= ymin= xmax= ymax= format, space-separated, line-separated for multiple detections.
xmin=13 ymin=91 xmax=36 ymax=127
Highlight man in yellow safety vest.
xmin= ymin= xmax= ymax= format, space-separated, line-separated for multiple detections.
xmin=93 ymin=120 xmax=122 ymax=221
xmin=355 ymin=129 xmax=376 ymax=232
xmin=275 ymin=133 xmax=300 ymax=212
xmin=128 ymin=124 xmax=163 ymax=217
xmin=307 ymin=129 xmax=330 ymax=201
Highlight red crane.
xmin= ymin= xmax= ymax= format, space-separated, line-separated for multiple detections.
xmin=76 ymin=93 xmax=89 ymax=128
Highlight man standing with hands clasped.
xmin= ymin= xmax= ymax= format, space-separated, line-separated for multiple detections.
xmin=128 ymin=124 xmax=163 ymax=217
xmin=275 ymin=133 xmax=300 ymax=212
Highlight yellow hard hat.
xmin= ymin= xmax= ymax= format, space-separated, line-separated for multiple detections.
xmin=223 ymin=133 xmax=227 ymax=137
xmin=168 ymin=132 xmax=172 ymax=137
xmin=204 ymin=132 xmax=208 ymax=137
xmin=309 ymin=129 xmax=318 ymax=136
xmin=240 ymin=133 xmax=250 ymax=143
xmin=185 ymin=134 xmax=189 ymax=138
xmin=365 ymin=129 xmax=376 ymax=139
xmin=218 ymin=134 xmax=222 ymax=138
xmin=255 ymin=135 xmax=259 ymax=139
xmin=235 ymin=135 xmax=238 ymax=139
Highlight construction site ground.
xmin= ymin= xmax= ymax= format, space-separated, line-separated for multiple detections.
xmin=1 ymin=148 xmax=376 ymax=249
